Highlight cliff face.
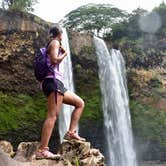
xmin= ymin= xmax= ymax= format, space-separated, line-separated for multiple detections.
xmin=67 ymin=30 xmax=102 ymax=121
xmin=0 ymin=9 xmax=50 ymax=94
xmin=0 ymin=9 xmax=165 ymax=162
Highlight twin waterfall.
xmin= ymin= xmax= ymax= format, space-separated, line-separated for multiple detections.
xmin=93 ymin=36 xmax=138 ymax=166
xmin=58 ymin=29 xmax=137 ymax=166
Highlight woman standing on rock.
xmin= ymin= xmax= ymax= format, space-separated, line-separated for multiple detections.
xmin=36 ymin=24 xmax=85 ymax=159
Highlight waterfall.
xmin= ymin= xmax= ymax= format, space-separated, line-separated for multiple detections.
xmin=58 ymin=28 xmax=76 ymax=143
xmin=93 ymin=36 xmax=138 ymax=166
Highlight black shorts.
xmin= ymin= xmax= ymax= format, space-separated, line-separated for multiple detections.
xmin=42 ymin=78 xmax=67 ymax=97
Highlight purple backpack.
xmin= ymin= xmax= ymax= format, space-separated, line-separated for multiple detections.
xmin=34 ymin=44 xmax=58 ymax=102
xmin=34 ymin=47 xmax=53 ymax=82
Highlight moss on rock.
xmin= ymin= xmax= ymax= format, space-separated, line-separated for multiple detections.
xmin=0 ymin=91 xmax=47 ymax=148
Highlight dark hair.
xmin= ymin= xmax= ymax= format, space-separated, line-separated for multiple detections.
xmin=49 ymin=23 xmax=63 ymax=38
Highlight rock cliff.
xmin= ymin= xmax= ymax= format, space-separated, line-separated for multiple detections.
xmin=0 ymin=9 xmax=50 ymax=94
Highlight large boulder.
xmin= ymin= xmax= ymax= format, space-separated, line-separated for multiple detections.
xmin=58 ymin=140 xmax=105 ymax=165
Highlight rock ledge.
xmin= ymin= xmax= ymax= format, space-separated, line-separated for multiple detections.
xmin=0 ymin=140 xmax=105 ymax=166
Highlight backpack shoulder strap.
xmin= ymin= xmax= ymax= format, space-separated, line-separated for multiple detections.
xmin=46 ymin=39 xmax=61 ymax=54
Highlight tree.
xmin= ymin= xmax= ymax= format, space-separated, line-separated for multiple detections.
xmin=126 ymin=8 xmax=147 ymax=39
xmin=104 ymin=21 xmax=128 ymax=41
xmin=104 ymin=8 xmax=147 ymax=41
xmin=1 ymin=0 xmax=37 ymax=12
xmin=60 ymin=3 xmax=127 ymax=37
xmin=153 ymin=2 xmax=166 ymax=36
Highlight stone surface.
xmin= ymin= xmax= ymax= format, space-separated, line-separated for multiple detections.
xmin=0 ymin=148 xmax=72 ymax=166
xmin=13 ymin=141 xmax=40 ymax=162
xmin=0 ymin=139 xmax=105 ymax=166
xmin=58 ymin=140 xmax=105 ymax=165
xmin=0 ymin=140 xmax=15 ymax=157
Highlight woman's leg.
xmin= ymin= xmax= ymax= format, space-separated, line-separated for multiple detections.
xmin=40 ymin=92 xmax=63 ymax=149
xmin=63 ymin=90 xmax=85 ymax=133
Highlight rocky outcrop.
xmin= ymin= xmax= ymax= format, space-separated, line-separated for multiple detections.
xmin=0 ymin=140 xmax=105 ymax=166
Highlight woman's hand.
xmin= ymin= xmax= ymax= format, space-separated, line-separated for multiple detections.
xmin=60 ymin=46 xmax=66 ymax=52
xmin=60 ymin=46 xmax=68 ymax=56
xmin=63 ymin=50 xmax=68 ymax=57
xmin=48 ymin=40 xmax=67 ymax=64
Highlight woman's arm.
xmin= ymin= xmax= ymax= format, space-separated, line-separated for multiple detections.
xmin=48 ymin=40 xmax=67 ymax=64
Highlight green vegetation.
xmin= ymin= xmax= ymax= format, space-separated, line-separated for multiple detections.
xmin=75 ymin=156 xmax=80 ymax=166
xmin=0 ymin=91 xmax=46 ymax=140
xmin=70 ymin=43 xmax=103 ymax=123
xmin=80 ymin=90 xmax=102 ymax=122
xmin=0 ymin=86 xmax=103 ymax=133
xmin=149 ymin=77 xmax=163 ymax=89
xmin=61 ymin=3 xmax=127 ymax=36
xmin=108 ymin=3 xmax=166 ymax=68
xmin=62 ymin=2 xmax=166 ymax=39
xmin=62 ymin=2 xmax=166 ymax=68
xmin=75 ymin=73 xmax=103 ymax=122
xmin=105 ymin=3 xmax=166 ymax=42
xmin=130 ymin=100 xmax=166 ymax=146
xmin=1 ymin=0 xmax=37 ymax=12
xmin=153 ymin=2 xmax=166 ymax=36
xmin=106 ymin=8 xmax=147 ymax=41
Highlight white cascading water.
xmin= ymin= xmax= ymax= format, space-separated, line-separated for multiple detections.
xmin=58 ymin=28 xmax=77 ymax=143
xmin=93 ymin=36 xmax=138 ymax=166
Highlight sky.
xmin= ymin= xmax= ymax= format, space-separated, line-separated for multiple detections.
xmin=33 ymin=0 xmax=166 ymax=23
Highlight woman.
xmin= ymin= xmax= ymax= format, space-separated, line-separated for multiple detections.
xmin=36 ymin=24 xmax=85 ymax=159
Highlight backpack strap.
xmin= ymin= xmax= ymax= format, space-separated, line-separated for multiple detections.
xmin=46 ymin=39 xmax=61 ymax=53
xmin=45 ymin=39 xmax=61 ymax=104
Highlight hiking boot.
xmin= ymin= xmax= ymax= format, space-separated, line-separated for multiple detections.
xmin=35 ymin=147 xmax=61 ymax=160
xmin=64 ymin=131 xmax=86 ymax=142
